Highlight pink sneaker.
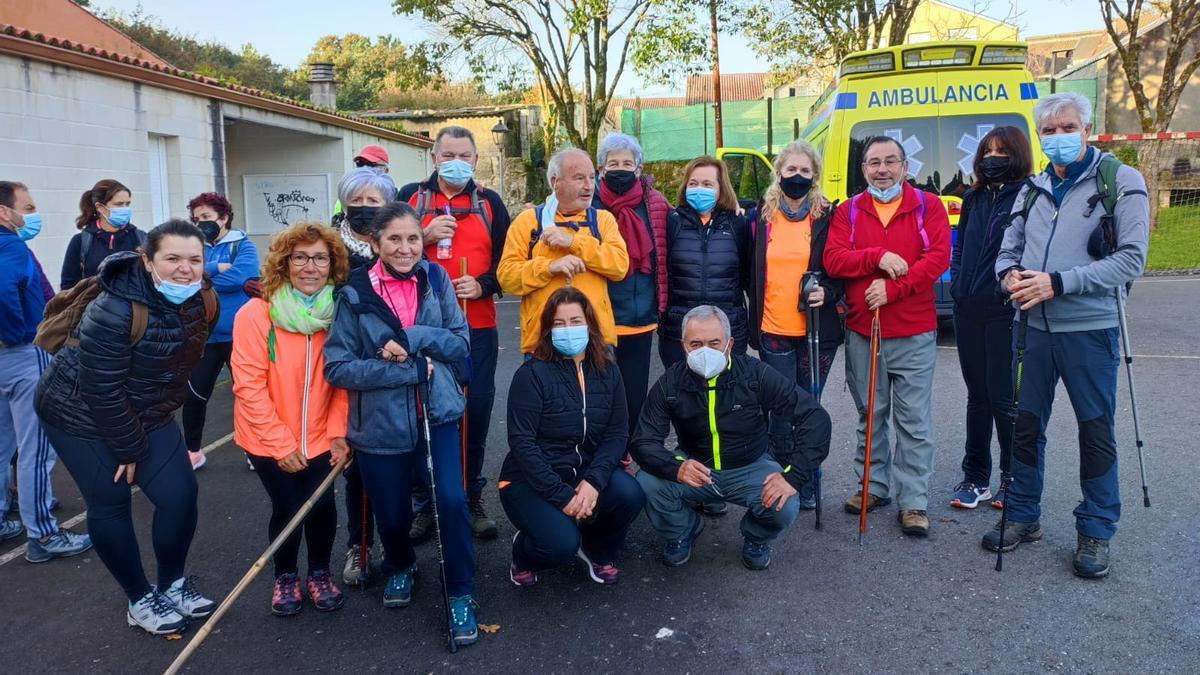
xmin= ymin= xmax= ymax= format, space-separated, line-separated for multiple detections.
xmin=509 ymin=563 xmax=538 ymax=587
xmin=576 ymin=549 xmax=620 ymax=584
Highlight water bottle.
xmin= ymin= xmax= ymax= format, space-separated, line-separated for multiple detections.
xmin=437 ymin=238 xmax=452 ymax=259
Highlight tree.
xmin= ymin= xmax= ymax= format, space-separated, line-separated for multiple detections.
xmin=394 ymin=0 xmax=669 ymax=156
xmin=288 ymin=34 xmax=441 ymax=111
xmin=1100 ymin=0 xmax=1200 ymax=227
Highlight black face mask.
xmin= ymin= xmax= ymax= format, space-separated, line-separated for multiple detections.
xmin=197 ymin=220 xmax=221 ymax=243
xmin=603 ymin=170 xmax=638 ymax=195
xmin=382 ymin=260 xmax=418 ymax=281
xmin=346 ymin=206 xmax=380 ymax=236
xmin=780 ymin=174 xmax=814 ymax=200
xmin=978 ymin=156 xmax=1012 ymax=184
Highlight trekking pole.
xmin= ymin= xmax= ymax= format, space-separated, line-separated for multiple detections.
xmin=995 ymin=309 xmax=1028 ymax=572
xmin=357 ymin=487 xmax=370 ymax=587
xmin=1115 ymin=288 xmax=1150 ymax=508
xmin=164 ymin=456 xmax=349 ymax=675
xmin=858 ymin=308 xmax=881 ymax=546
xmin=417 ymin=374 xmax=458 ymax=654
xmin=459 ymin=257 xmax=470 ymax=492
xmin=802 ymin=272 xmax=823 ymax=530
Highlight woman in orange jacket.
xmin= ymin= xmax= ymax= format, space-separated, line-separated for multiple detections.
xmin=231 ymin=222 xmax=352 ymax=617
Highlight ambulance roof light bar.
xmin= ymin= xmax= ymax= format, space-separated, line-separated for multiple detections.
xmin=980 ymin=45 xmax=1028 ymax=65
xmin=902 ymin=46 xmax=975 ymax=69
xmin=840 ymin=53 xmax=896 ymax=76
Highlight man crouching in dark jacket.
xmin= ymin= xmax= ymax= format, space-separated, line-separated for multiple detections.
xmin=632 ymin=305 xmax=831 ymax=571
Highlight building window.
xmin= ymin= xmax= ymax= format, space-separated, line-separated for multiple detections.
xmin=148 ymin=134 xmax=171 ymax=225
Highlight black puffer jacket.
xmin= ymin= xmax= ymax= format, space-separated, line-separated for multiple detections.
xmin=60 ymin=222 xmax=147 ymax=290
xmin=950 ymin=182 xmax=1023 ymax=320
xmin=662 ymin=205 xmax=751 ymax=344
xmin=632 ymin=353 xmax=831 ymax=491
xmin=36 ymin=252 xmax=212 ymax=464
xmin=501 ymin=356 xmax=628 ymax=507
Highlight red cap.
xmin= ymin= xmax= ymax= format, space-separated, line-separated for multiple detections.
xmin=354 ymin=145 xmax=389 ymax=166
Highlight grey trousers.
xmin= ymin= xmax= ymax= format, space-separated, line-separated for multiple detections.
xmin=844 ymin=330 xmax=937 ymax=510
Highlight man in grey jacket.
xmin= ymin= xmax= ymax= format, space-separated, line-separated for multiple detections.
xmin=986 ymin=93 xmax=1148 ymax=578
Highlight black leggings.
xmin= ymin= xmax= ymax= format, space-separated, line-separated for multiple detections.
xmin=247 ymin=453 xmax=337 ymax=578
xmin=44 ymin=421 xmax=197 ymax=602
xmin=182 ymin=342 xmax=233 ymax=452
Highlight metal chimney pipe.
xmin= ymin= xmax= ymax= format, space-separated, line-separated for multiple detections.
xmin=308 ymin=62 xmax=337 ymax=109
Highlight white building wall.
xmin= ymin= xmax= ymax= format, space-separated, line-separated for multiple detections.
xmin=0 ymin=53 xmax=215 ymax=287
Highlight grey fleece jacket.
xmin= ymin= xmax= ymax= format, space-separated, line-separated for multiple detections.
xmin=996 ymin=150 xmax=1149 ymax=332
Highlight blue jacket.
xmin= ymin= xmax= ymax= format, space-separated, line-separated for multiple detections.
xmin=950 ymin=182 xmax=1022 ymax=320
xmin=204 ymin=230 xmax=259 ymax=343
xmin=323 ymin=260 xmax=469 ymax=455
xmin=0 ymin=229 xmax=46 ymax=346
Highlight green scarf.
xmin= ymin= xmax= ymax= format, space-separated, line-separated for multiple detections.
xmin=269 ymin=284 xmax=335 ymax=336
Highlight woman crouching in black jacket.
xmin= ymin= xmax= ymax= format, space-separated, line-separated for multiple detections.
xmin=36 ymin=220 xmax=217 ymax=636
xmin=500 ymin=287 xmax=645 ymax=587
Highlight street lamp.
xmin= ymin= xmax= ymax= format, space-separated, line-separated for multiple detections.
xmin=491 ymin=120 xmax=511 ymax=200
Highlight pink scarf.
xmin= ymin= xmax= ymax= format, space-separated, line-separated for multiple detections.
xmin=368 ymin=259 xmax=418 ymax=327
xmin=599 ymin=177 xmax=652 ymax=277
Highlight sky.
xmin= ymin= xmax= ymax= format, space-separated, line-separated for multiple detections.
xmin=96 ymin=0 xmax=1110 ymax=97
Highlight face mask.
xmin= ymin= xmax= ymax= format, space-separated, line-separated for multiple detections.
xmin=17 ymin=212 xmax=42 ymax=241
xmin=868 ymin=183 xmax=903 ymax=203
xmin=551 ymin=325 xmax=589 ymax=358
xmin=151 ymin=267 xmax=202 ymax=305
xmin=197 ymin=220 xmax=221 ymax=243
xmin=780 ymin=174 xmax=814 ymax=200
xmin=603 ymin=170 xmax=637 ymax=195
xmin=686 ymin=345 xmax=728 ymax=380
xmin=346 ymin=206 xmax=380 ymax=236
xmin=977 ymin=156 xmax=1012 ymax=184
xmin=438 ymin=159 xmax=474 ymax=187
xmin=1041 ymin=132 xmax=1084 ymax=166
xmin=685 ymin=187 xmax=717 ymax=214
xmin=106 ymin=207 xmax=132 ymax=227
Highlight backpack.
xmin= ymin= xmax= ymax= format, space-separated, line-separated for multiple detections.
xmin=414 ymin=188 xmax=494 ymax=231
xmin=79 ymin=228 xmax=148 ymax=272
xmin=848 ymin=190 xmax=929 ymax=251
xmin=529 ymin=206 xmax=600 ymax=257
xmin=35 ymin=279 xmax=218 ymax=354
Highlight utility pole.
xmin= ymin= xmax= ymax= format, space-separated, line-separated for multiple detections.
xmin=709 ymin=0 xmax=724 ymax=149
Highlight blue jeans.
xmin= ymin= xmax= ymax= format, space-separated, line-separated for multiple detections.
xmin=953 ymin=313 xmax=1013 ymax=486
xmin=499 ymin=470 xmax=644 ymax=570
xmin=1008 ymin=326 xmax=1121 ymax=540
xmin=0 ymin=344 xmax=59 ymax=538
xmin=635 ymin=453 xmax=799 ymax=544
xmin=357 ymin=422 xmax=475 ymax=596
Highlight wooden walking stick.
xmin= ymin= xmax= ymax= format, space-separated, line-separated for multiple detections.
xmin=859 ymin=308 xmax=881 ymax=545
xmin=163 ymin=456 xmax=349 ymax=675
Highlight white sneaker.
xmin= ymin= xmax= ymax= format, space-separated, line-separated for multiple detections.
xmin=127 ymin=589 xmax=187 ymax=635
xmin=161 ymin=576 xmax=217 ymax=618
xmin=189 ymin=451 xmax=206 ymax=470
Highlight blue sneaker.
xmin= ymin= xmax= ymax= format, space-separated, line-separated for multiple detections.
xmin=0 ymin=519 xmax=22 ymax=542
xmin=950 ymin=481 xmax=992 ymax=510
xmin=25 ymin=528 xmax=92 ymax=563
xmin=449 ymin=595 xmax=479 ymax=646
xmin=741 ymin=539 xmax=771 ymax=570
xmin=662 ymin=515 xmax=705 ymax=567
xmin=383 ymin=565 xmax=415 ymax=608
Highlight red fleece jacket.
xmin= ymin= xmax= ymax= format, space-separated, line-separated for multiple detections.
xmin=824 ymin=184 xmax=951 ymax=339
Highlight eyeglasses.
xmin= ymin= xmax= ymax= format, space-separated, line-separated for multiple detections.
xmin=289 ymin=253 xmax=331 ymax=268
xmin=864 ymin=158 xmax=904 ymax=169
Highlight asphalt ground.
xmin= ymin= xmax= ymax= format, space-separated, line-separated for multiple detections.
xmin=3 ymin=277 xmax=1198 ymax=674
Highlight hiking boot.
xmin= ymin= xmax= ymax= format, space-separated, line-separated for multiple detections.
xmin=981 ymin=519 xmax=1042 ymax=552
xmin=161 ymin=576 xmax=216 ymax=618
xmin=383 ymin=565 xmax=416 ymax=608
xmin=409 ymin=511 xmax=434 ymax=542
xmin=306 ymin=570 xmax=345 ymax=611
xmin=1072 ymin=534 xmax=1111 ymax=579
xmin=449 ymin=595 xmax=479 ymax=646
xmin=271 ymin=573 xmax=303 ymax=616
xmin=343 ymin=544 xmax=372 ymax=586
xmin=950 ymin=481 xmax=992 ymax=509
xmin=898 ymin=510 xmax=931 ymax=537
xmin=662 ymin=516 xmax=705 ymax=567
xmin=25 ymin=528 xmax=92 ymax=563
xmin=702 ymin=501 xmax=728 ymax=516
xmin=741 ymin=539 xmax=771 ymax=571
xmin=0 ymin=518 xmax=22 ymax=542
xmin=576 ymin=548 xmax=620 ymax=585
xmin=470 ymin=497 xmax=499 ymax=539
xmin=127 ymin=589 xmax=187 ymax=635
xmin=843 ymin=491 xmax=891 ymax=514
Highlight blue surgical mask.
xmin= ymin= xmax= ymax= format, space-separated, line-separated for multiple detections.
xmin=685 ymin=187 xmax=717 ymax=214
xmin=17 ymin=212 xmax=42 ymax=241
xmin=551 ymin=325 xmax=589 ymax=358
xmin=106 ymin=207 xmax=132 ymax=227
xmin=438 ymin=159 xmax=474 ymax=187
xmin=868 ymin=183 xmax=903 ymax=203
xmin=1041 ymin=132 xmax=1084 ymax=166
xmin=151 ymin=268 xmax=202 ymax=305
